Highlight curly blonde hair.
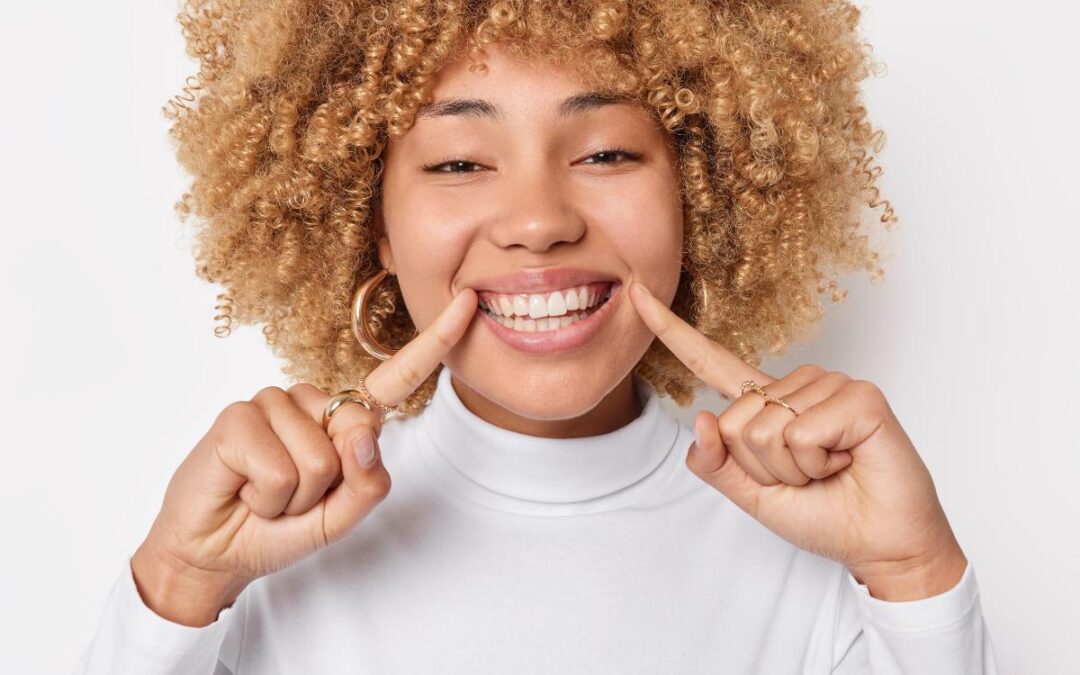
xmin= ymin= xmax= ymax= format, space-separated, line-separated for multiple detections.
xmin=167 ymin=0 xmax=896 ymax=415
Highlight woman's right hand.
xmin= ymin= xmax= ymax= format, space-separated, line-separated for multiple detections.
xmin=130 ymin=288 xmax=478 ymax=627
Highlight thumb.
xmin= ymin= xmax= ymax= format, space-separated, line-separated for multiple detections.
xmin=319 ymin=425 xmax=391 ymax=545
xmin=688 ymin=411 xmax=767 ymax=518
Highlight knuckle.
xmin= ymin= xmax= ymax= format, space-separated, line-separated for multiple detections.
xmin=715 ymin=417 xmax=740 ymax=447
xmin=395 ymin=360 xmax=424 ymax=390
xmin=287 ymin=382 xmax=322 ymax=397
xmin=252 ymin=385 xmax=287 ymax=403
xmin=743 ymin=423 xmax=774 ymax=452
xmin=847 ymin=378 xmax=883 ymax=400
xmin=216 ymin=400 xmax=260 ymax=432
xmin=821 ymin=371 xmax=852 ymax=387
xmin=305 ymin=452 xmax=341 ymax=482
xmin=783 ymin=422 xmax=816 ymax=449
xmin=794 ymin=363 xmax=827 ymax=379
xmin=361 ymin=471 xmax=392 ymax=501
xmin=686 ymin=349 xmax=709 ymax=376
xmin=265 ymin=464 xmax=300 ymax=493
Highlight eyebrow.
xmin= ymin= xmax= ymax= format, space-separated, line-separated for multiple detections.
xmin=414 ymin=91 xmax=630 ymax=120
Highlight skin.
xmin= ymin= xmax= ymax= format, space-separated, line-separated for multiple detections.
xmin=629 ymin=281 xmax=968 ymax=601
xmin=375 ymin=44 xmax=684 ymax=437
xmin=130 ymin=43 xmax=966 ymax=628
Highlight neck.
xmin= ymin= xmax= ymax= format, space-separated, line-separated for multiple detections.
xmin=449 ymin=372 xmax=642 ymax=438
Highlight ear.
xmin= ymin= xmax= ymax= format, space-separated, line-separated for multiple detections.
xmin=378 ymin=235 xmax=395 ymax=274
xmin=371 ymin=193 xmax=396 ymax=274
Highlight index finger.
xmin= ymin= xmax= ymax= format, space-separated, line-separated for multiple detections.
xmin=364 ymin=287 xmax=478 ymax=407
xmin=627 ymin=281 xmax=775 ymax=399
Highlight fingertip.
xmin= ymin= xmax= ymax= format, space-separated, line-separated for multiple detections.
xmin=693 ymin=410 xmax=717 ymax=439
xmin=455 ymin=286 xmax=478 ymax=304
xmin=833 ymin=450 xmax=853 ymax=473
xmin=629 ymin=280 xmax=651 ymax=303
xmin=689 ymin=412 xmax=724 ymax=472
xmin=239 ymin=481 xmax=255 ymax=507
xmin=352 ymin=430 xmax=379 ymax=470
xmin=436 ymin=287 xmax=479 ymax=334
xmin=457 ymin=287 xmax=480 ymax=318
xmin=628 ymin=281 xmax=665 ymax=331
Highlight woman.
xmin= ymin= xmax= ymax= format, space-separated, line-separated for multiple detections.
xmin=76 ymin=0 xmax=998 ymax=672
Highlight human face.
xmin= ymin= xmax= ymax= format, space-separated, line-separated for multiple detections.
xmin=377 ymin=43 xmax=684 ymax=437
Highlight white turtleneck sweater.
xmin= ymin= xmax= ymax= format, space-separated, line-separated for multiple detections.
xmin=75 ymin=367 xmax=998 ymax=674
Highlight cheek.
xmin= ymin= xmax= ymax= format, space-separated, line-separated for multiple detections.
xmin=383 ymin=198 xmax=475 ymax=331
xmin=592 ymin=185 xmax=683 ymax=298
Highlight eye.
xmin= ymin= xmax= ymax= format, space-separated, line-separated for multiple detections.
xmin=421 ymin=158 xmax=485 ymax=174
xmin=580 ymin=147 xmax=643 ymax=165
xmin=420 ymin=147 xmax=643 ymax=174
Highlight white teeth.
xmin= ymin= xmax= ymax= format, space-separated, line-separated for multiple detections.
xmin=492 ymin=310 xmax=593 ymax=332
xmin=528 ymin=295 xmax=547 ymax=319
xmin=547 ymin=291 xmax=567 ymax=317
xmin=481 ymin=283 xmax=610 ymax=318
xmin=513 ymin=296 xmax=529 ymax=316
xmin=498 ymin=297 xmax=514 ymax=316
xmin=565 ymin=289 xmax=580 ymax=311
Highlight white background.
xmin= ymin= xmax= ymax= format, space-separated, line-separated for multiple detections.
xmin=1 ymin=1 xmax=1076 ymax=673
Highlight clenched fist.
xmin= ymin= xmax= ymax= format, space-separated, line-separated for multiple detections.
xmin=130 ymin=288 xmax=478 ymax=626
xmin=627 ymin=280 xmax=967 ymax=601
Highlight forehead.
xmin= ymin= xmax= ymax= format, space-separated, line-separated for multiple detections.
xmin=414 ymin=43 xmax=645 ymax=122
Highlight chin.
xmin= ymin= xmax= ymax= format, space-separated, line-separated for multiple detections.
xmin=482 ymin=373 xmax=616 ymax=421
xmin=444 ymin=331 xmax=644 ymax=422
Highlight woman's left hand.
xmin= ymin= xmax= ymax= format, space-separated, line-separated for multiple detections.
xmin=628 ymin=281 xmax=968 ymax=601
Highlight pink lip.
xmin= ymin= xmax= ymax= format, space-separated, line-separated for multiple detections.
xmin=476 ymin=281 xmax=623 ymax=355
xmin=469 ymin=267 xmax=619 ymax=294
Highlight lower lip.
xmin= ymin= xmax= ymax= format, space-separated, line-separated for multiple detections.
xmin=476 ymin=283 xmax=623 ymax=355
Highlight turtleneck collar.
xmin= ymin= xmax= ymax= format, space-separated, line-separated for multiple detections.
xmin=412 ymin=366 xmax=687 ymax=516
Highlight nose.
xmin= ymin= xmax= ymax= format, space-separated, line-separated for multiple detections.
xmin=487 ymin=166 xmax=587 ymax=253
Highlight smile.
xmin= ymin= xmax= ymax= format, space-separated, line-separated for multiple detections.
xmin=475 ymin=281 xmax=622 ymax=355
xmin=478 ymin=282 xmax=613 ymax=332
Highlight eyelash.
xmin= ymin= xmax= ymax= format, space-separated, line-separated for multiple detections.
xmin=421 ymin=147 xmax=643 ymax=174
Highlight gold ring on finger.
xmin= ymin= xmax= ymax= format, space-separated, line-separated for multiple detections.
xmin=356 ymin=374 xmax=397 ymax=414
xmin=322 ymin=391 xmax=371 ymax=432
xmin=762 ymin=393 xmax=799 ymax=416
xmin=741 ymin=379 xmax=799 ymax=416
xmin=740 ymin=379 xmax=765 ymax=397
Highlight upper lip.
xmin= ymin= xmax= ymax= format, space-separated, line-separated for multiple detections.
xmin=468 ymin=267 xmax=620 ymax=294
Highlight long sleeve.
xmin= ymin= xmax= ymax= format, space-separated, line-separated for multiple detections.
xmin=73 ymin=555 xmax=243 ymax=675
xmin=831 ymin=559 xmax=999 ymax=674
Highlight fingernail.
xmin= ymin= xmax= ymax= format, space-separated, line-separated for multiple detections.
xmin=692 ymin=421 xmax=706 ymax=455
xmin=354 ymin=432 xmax=378 ymax=468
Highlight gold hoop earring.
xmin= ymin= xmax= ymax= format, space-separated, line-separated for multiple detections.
xmin=351 ymin=268 xmax=417 ymax=361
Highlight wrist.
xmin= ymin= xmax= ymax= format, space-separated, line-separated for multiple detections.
xmin=131 ymin=540 xmax=250 ymax=627
xmin=848 ymin=541 xmax=969 ymax=602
